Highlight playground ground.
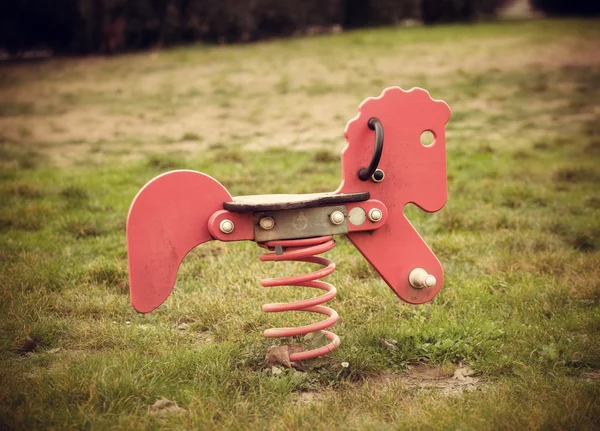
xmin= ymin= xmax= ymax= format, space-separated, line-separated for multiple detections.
xmin=1 ymin=18 xmax=599 ymax=430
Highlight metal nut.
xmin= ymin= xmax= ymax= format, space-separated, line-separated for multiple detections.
xmin=219 ymin=219 xmax=235 ymax=234
xmin=368 ymin=208 xmax=383 ymax=222
xmin=330 ymin=211 xmax=345 ymax=225
xmin=259 ymin=217 xmax=275 ymax=230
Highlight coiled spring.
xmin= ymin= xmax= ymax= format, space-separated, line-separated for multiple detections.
xmin=259 ymin=235 xmax=340 ymax=361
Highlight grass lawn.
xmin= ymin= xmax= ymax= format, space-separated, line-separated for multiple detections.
xmin=1 ymin=18 xmax=600 ymax=430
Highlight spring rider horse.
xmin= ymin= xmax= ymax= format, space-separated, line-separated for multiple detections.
xmin=127 ymin=87 xmax=450 ymax=361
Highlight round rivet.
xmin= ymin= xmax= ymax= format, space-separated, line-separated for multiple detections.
xmin=372 ymin=169 xmax=385 ymax=183
xmin=259 ymin=217 xmax=275 ymax=230
xmin=219 ymin=219 xmax=234 ymax=234
xmin=330 ymin=211 xmax=345 ymax=225
xmin=409 ymin=268 xmax=436 ymax=289
xmin=368 ymin=208 xmax=383 ymax=222
xmin=348 ymin=207 xmax=366 ymax=226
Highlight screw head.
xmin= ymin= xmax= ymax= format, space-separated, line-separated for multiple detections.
xmin=372 ymin=169 xmax=385 ymax=183
xmin=330 ymin=211 xmax=345 ymax=225
xmin=219 ymin=219 xmax=234 ymax=234
xmin=259 ymin=217 xmax=275 ymax=230
xmin=368 ymin=208 xmax=383 ymax=222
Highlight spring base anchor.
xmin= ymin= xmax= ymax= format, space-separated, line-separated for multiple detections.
xmin=259 ymin=236 xmax=341 ymax=361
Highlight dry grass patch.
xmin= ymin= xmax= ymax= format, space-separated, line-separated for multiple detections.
xmin=1 ymin=21 xmax=599 ymax=167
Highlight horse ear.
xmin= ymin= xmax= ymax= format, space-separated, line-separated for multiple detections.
xmin=127 ymin=170 xmax=232 ymax=313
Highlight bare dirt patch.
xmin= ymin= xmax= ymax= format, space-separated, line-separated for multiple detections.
xmin=293 ymin=390 xmax=331 ymax=406
xmin=1 ymin=25 xmax=599 ymax=167
xmin=582 ymin=370 xmax=600 ymax=380
xmin=373 ymin=363 xmax=483 ymax=396
xmin=149 ymin=398 xmax=188 ymax=417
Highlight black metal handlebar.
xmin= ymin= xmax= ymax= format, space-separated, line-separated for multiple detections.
xmin=358 ymin=117 xmax=384 ymax=181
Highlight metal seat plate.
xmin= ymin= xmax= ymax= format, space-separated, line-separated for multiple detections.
xmin=223 ymin=192 xmax=370 ymax=213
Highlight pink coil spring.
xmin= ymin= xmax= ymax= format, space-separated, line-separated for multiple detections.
xmin=259 ymin=235 xmax=341 ymax=361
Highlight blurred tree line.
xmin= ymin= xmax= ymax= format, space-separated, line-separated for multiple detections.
xmin=0 ymin=0 xmax=597 ymax=55
xmin=530 ymin=0 xmax=600 ymax=16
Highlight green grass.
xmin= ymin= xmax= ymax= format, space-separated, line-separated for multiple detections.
xmin=1 ymin=18 xmax=600 ymax=430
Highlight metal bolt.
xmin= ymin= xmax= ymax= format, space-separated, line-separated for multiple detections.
xmin=372 ymin=169 xmax=385 ymax=183
xmin=409 ymin=268 xmax=436 ymax=289
xmin=330 ymin=211 xmax=345 ymax=225
xmin=368 ymin=208 xmax=383 ymax=222
xmin=259 ymin=217 xmax=275 ymax=230
xmin=219 ymin=219 xmax=234 ymax=234
xmin=424 ymin=275 xmax=436 ymax=288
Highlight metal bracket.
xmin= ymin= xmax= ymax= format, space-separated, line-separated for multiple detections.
xmin=253 ymin=205 xmax=348 ymax=242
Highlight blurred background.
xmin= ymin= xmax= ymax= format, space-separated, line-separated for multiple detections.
xmin=1 ymin=0 xmax=599 ymax=57
xmin=1 ymin=0 xmax=599 ymax=429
